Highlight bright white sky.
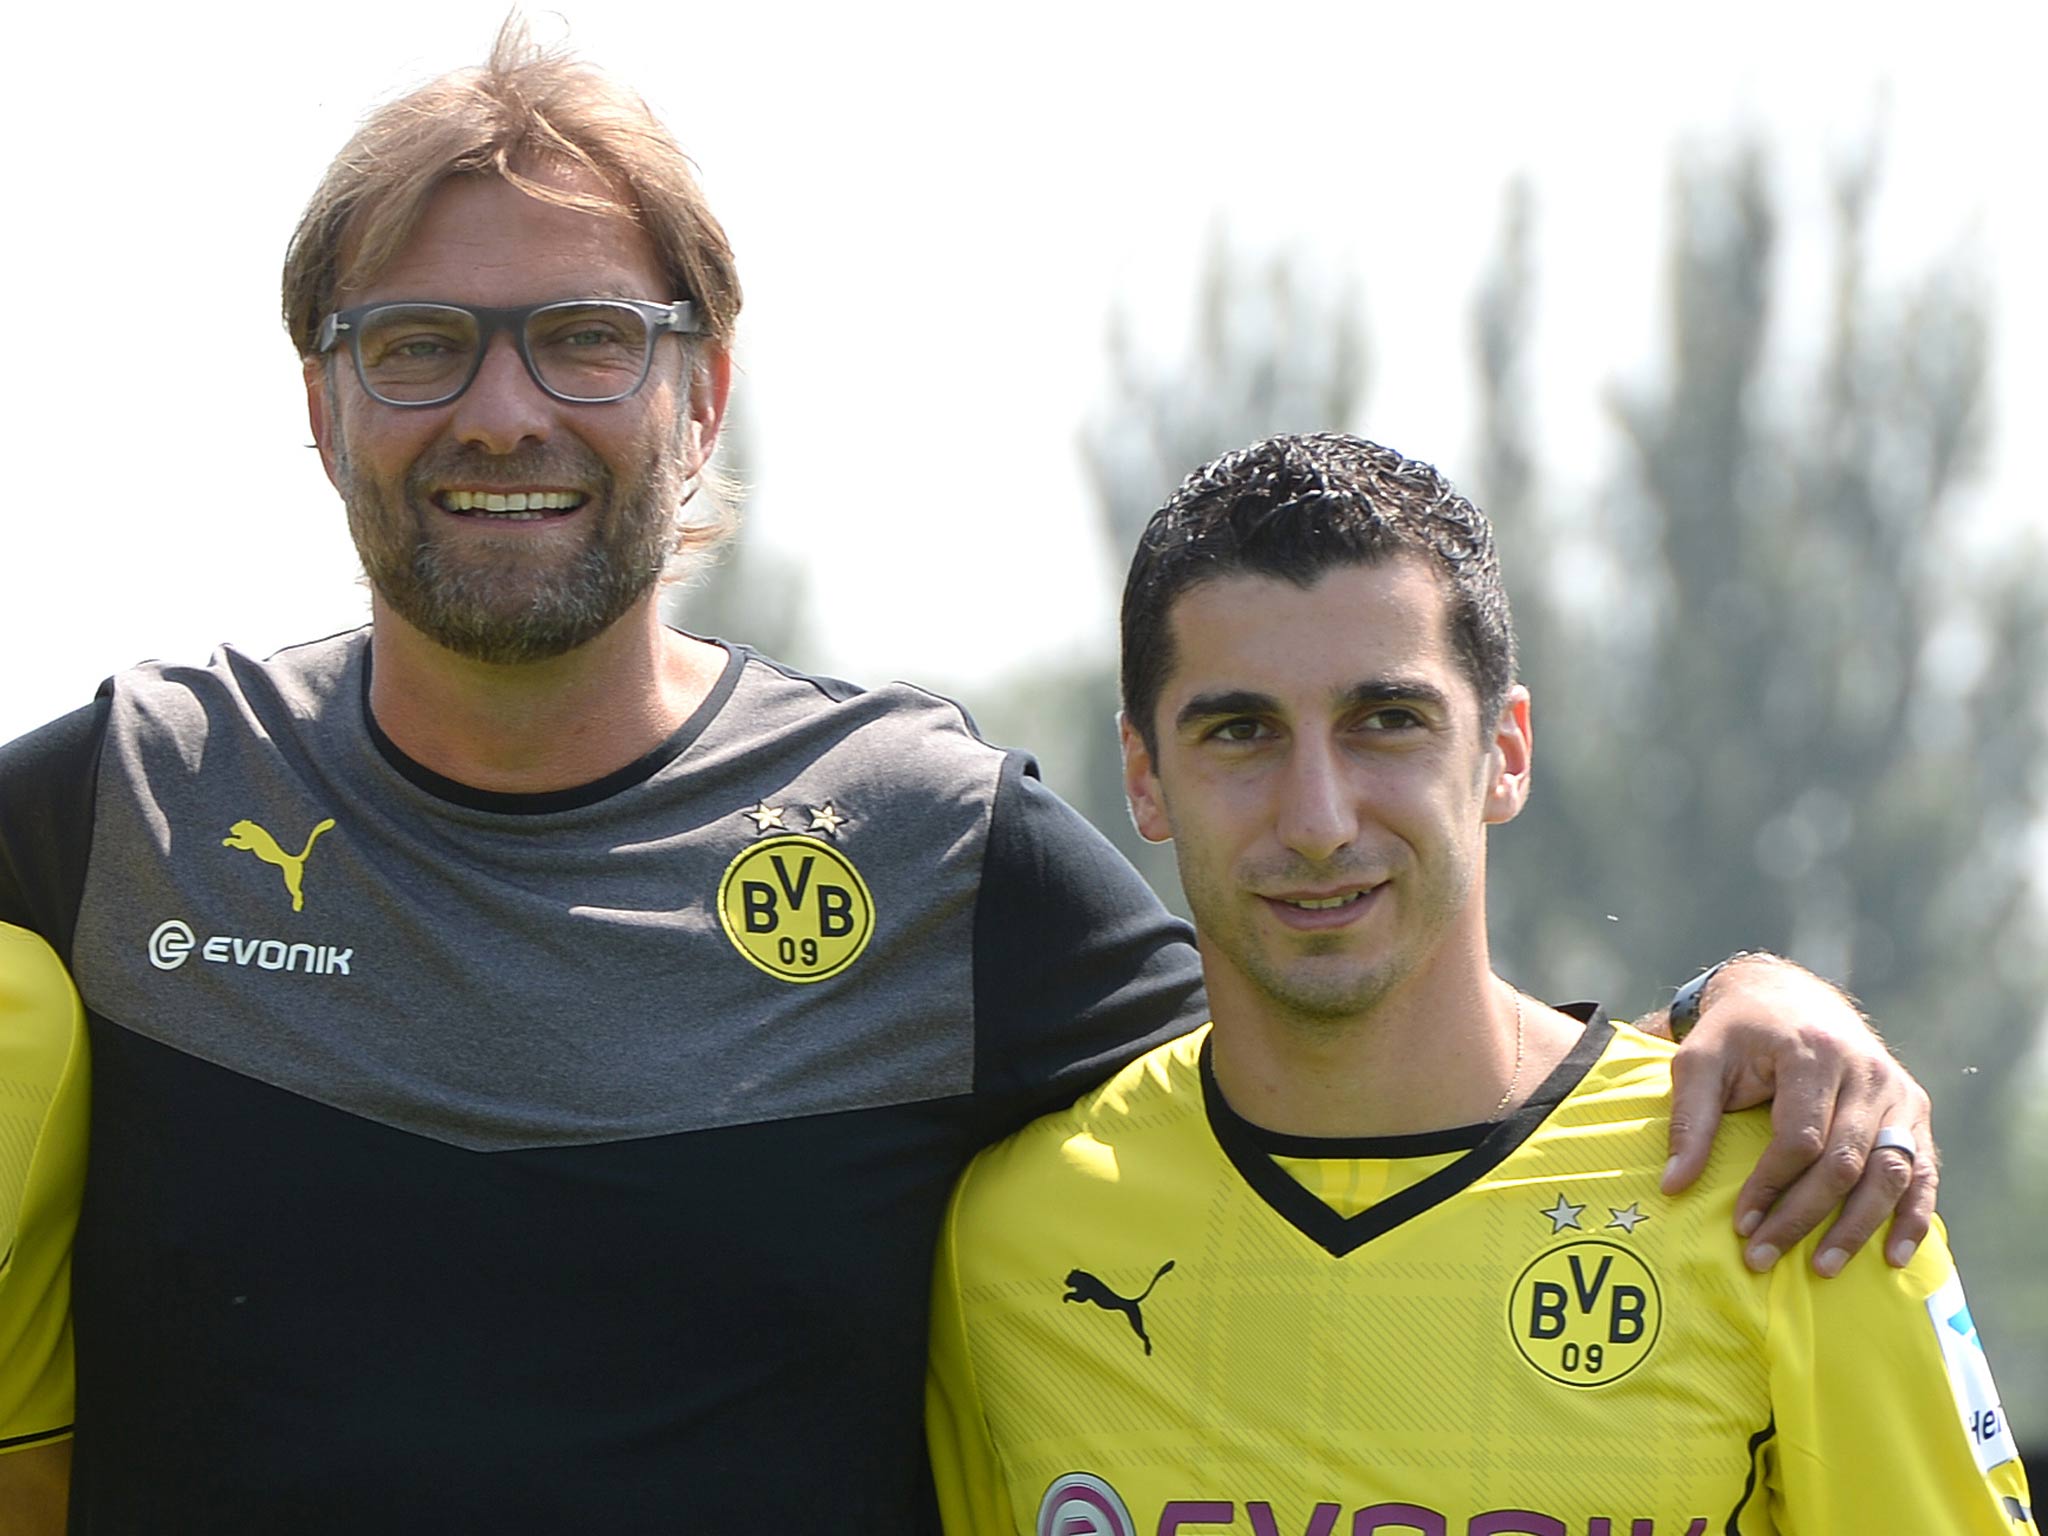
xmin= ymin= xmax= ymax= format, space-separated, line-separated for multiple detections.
xmin=2 ymin=0 xmax=2039 ymax=747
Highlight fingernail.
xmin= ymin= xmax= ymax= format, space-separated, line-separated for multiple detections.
xmin=1816 ymin=1247 xmax=1847 ymax=1278
xmin=1888 ymin=1237 xmax=1919 ymax=1268
xmin=1745 ymin=1242 xmax=1779 ymax=1273
xmin=1736 ymin=1210 xmax=1761 ymax=1238
xmin=1661 ymin=1157 xmax=1681 ymax=1188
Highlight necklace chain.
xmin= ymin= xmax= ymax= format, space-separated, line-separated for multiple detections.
xmin=1492 ymin=991 xmax=1526 ymax=1119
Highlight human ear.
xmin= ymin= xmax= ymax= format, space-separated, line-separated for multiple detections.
xmin=685 ymin=346 xmax=733 ymax=470
xmin=1119 ymin=714 xmax=1173 ymax=845
xmin=303 ymin=357 xmax=341 ymax=490
xmin=1482 ymin=686 xmax=1533 ymax=826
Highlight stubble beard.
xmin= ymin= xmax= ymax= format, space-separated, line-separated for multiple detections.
xmin=1185 ymin=847 xmax=1474 ymax=1033
xmin=338 ymin=428 xmax=689 ymax=666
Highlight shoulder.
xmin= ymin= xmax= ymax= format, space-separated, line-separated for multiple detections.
xmin=0 ymin=923 xmax=86 ymax=1453
xmin=1536 ymin=1016 xmax=1772 ymax=1187
xmin=0 ymin=702 xmax=112 ymax=946
xmin=953 ymin=1028 xmax=1210 ymax=1232
xmin=96 ymin=630 xmax=366 ymax=753
xmin=1607 ymin=1018 xmax=1773 ymax=1162
xmin=0 ymin=924 xmax=84 ymax=1073
xmin=0 ymin=922 xmax=85 ymax=1179
xmin=714 ymin=647 xmax=1143 ymax=893
xmin=0 ymin=699 xmax=107 ymax=785
xmin=725 ymin=647 xmax=1006 ymax=774
xmin=1570 ymin=1019 xmax=1702 ymax=1112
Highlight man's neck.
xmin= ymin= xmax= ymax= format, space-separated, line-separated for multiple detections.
xmin=365 ymin=595 xmax=728 ymax=795
xmin=1205 ymin=949 xmax=1586 ymax=1139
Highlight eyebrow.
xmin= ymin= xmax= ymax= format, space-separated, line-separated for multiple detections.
xmin=1175 ymin=689 xmax=1278 ymax=730
xmin=1174 ymin=678 xmax=1452 ymax=732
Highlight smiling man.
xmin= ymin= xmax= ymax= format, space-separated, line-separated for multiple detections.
xmin=0 ymin=30 xmax=1953 ymax=1536
xmin=927 ymin=434 xmax=2035 ymax=1534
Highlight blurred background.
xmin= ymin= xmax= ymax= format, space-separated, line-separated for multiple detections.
xmin=6 ymin=0 xmax=2041 ymax=1453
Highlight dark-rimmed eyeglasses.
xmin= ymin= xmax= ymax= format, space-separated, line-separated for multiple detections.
xmin=314 ymin=298 xmax=702 ymax=407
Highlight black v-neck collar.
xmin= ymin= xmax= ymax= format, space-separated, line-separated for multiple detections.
xmin=1201 ymin=1005 xmax=1614 ymax=1258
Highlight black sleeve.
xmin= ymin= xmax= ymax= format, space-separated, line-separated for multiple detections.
xmin=969 ymin=750 xmax=1206 ymax=1137
xmin=0 ymin=691 xmax=110 ymax=963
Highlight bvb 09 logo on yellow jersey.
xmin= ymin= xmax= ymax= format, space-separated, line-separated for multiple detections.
xmin=718 ymin=834 xmax=875 ymax=983
xmin=1508 ymin=1238 xmax=1662 ymax=1387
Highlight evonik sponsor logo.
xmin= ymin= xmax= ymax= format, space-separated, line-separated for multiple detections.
xmin=1040 ymin=1475 xmax=1709 ymax=1536
xmin=148 ymin=919 xmax=354 ymax=977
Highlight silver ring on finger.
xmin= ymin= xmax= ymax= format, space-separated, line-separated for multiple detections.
xmin=1874 ymin=1125 xmax=1917 ymax=1164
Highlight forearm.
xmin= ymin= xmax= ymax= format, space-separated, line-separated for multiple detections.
xmin=1639 ymin=950 xmax=1869 ymax=1042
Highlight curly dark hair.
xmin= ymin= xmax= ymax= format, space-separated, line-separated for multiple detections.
xmin=1119 ymin=432 xmax=1517 ymax=751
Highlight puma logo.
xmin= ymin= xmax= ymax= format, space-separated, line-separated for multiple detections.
xmin=223 ymin=818 xmax=336 ymax=912
xmin=1063 ymin=1261 xmax=1175 ymax=1355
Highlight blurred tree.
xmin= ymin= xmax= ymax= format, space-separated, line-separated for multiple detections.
xmin=1478 ymin=147 xmax=2048 ymax=1428
xmin=661 ymin=394 xmax=814 ymax=663
xmin=973 ymin=231 xmax=1368 ymax=908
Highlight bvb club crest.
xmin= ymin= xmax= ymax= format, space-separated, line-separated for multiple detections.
xmin=717 ymin=816 xmax=875 ymax=983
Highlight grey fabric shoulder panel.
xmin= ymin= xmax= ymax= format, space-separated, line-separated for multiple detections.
xmin=73 ymin=633 xmax=1003 ymax=1149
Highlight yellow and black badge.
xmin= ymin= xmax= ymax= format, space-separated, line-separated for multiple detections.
xmin=1508 ymin=1239 xmax=1662 ymax=1388
xmin=718 ymin=834 xmax=875 ymax=983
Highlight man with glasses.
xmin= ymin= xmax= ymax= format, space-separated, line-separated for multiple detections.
xmin=0 ymin=25 xmax=1939 ymax=1535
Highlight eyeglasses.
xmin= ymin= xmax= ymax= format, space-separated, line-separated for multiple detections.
xmin=314 ymin=298 xmax=702 ymax=407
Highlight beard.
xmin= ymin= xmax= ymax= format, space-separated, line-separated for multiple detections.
xmin=337 ymin=426 xmax=689 ymax=666
xmin=1181 ymin=840 xmax=1476 ymax=1032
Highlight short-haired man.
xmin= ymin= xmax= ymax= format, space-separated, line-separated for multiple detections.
xmin=0 ymin=32 xmax=1940 ymax=1535
xmin=927 ymin=434 xmax=2033 ymax=1534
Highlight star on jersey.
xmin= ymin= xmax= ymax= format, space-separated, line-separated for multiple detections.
xmin=1540 ymin=1193 xmax=1587 ymax=1233
xmin=1606 ymin=1202 xmax=1649 ymax=1234
xmin=743 ymin=802 xmax=787 ymax=833
xmin=807 ymin=802 xmax=848 ymax=837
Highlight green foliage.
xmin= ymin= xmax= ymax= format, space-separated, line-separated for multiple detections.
xmin=1481 ymin=145 xmax=2047 ymax=1430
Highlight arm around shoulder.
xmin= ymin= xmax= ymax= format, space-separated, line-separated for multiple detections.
xmin=1657 ymin=951 xmax=1936 ymax=1274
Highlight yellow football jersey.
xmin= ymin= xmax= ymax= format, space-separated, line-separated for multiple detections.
xmin=929 ymin=1018 xmax=2036 ymax=1535
xmin=0 ymin=923 xmax=87 ymax=1455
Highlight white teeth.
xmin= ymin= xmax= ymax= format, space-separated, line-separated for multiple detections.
xmin=1290 ymin=893 xmax=1360 ymax=910
xmin=441 ymin=490 xmax=584 ymax=514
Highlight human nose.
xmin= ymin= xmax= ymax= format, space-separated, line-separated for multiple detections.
xmin=446 ymin=333 xmax=553 ymax=453
xmin=1275 ymin=735 xmax=1359 ymax=863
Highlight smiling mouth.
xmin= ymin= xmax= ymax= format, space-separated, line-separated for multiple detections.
xmin=1285 ymin=893 xmax=1367 ymax=911
xmin=434 ymin=489 xmax=589 ymax=520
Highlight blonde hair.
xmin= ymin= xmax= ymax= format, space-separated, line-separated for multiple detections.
xmin=281 ymin=16 xmax=741 ymax=358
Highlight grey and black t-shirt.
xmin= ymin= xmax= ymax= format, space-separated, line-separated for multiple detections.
xmin=0 ymin=628 xmax=1203 ymax=1532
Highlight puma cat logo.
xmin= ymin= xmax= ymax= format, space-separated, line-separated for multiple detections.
xmin=223 ymin=818 xmax=336 ymax=912
xmin=1063 ymin=1261 xmax=1176 ymax=1355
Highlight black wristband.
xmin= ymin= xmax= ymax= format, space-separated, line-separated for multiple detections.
xmin=1667 ymin=952 xmax=1754 ymax=1042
